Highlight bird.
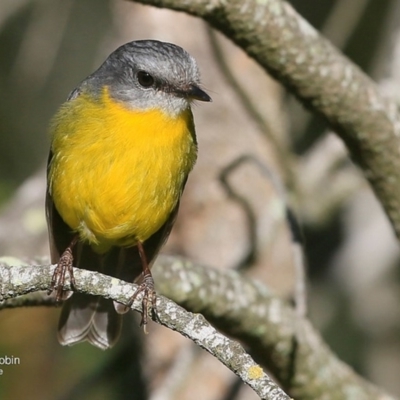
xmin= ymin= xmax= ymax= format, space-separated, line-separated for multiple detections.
xmin=46 ymin=39 xmax=211 ymax=350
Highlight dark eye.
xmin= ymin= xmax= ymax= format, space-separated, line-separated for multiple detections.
xmin=137 ymin=70 xmax=154 ymax=88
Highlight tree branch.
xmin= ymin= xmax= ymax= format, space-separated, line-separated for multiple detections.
xmin=154 ymin=256 xmax=395 ymax=400
xmin=0 ymin=256 xmax=395 ymax=400
xmin=130 ymin=0 xmax=400 ymax=241
xmin=0 ymin=257 xmax=289 ymax=400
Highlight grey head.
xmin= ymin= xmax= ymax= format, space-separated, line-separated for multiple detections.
xmin=76 ymin=40 xmax=211 ymax=116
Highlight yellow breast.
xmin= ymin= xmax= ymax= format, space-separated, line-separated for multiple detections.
xmin=48 ymin=88 xmax=197 ymax=250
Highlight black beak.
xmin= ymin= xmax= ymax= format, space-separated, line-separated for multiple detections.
xmin=187 ymin=85 xmax=212 ymax=102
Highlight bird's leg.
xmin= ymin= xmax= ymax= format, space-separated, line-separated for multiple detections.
xmin=127 ymin=241 xmax=157 ymax=332
xmin=49 ymin=235 xmax=78 ymax=301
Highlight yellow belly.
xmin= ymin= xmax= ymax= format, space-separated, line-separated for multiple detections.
xmin=48 ymin=89 xmax=197 ymax=251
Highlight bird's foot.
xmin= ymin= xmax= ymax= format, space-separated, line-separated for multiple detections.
xmin=127 ymin=272 xmax=157 ymax=333
xmin=49 ymin=246 xmax=76 ymax=301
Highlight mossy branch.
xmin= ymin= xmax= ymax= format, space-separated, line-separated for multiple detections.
xmin=0 ymin=255 xmax=395 ymax=400
xmin=0 ymin=256 xmax=289 ymax=400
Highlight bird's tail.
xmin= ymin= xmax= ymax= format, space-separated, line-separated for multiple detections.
xmin=57 ymin=293 xmax=122 ymax=350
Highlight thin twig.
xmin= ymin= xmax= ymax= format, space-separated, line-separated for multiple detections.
xmin=218 ymin=155 xmax=308 ymax=317
xmin=206 ymin=26 xmax=296 ymax=191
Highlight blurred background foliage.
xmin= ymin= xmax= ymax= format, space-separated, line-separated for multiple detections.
xmin=1 ymin=0 xmax=400 ymax=399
